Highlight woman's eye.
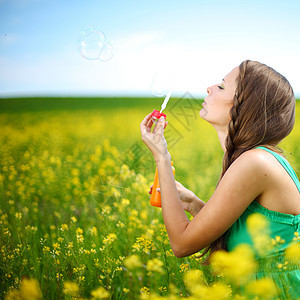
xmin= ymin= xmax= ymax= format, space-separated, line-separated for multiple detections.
xmin=218 ymin=85 xmax=224 ymax=90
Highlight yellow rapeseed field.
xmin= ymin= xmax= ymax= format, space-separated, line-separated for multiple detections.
xmin=0 ymin=98 xmax=299 ymax=299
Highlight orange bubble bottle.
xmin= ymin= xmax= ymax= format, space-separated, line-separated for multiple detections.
xmin=150 ymin=161 xmax=175 ymax=207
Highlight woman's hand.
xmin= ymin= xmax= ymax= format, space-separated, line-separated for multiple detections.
xmin=148 ymin=180 xmax=204 ymax=216
xmin=140 ymin=113 xmax=170 ymax=162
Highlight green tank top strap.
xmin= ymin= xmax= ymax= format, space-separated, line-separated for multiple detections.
xmin=256 ymin=146 xmax=300 ymax=192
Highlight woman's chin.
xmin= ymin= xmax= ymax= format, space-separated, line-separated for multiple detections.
xmin=199 ymin=108 xmax=207 ymax=119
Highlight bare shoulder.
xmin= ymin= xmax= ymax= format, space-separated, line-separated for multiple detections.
xmin=235 ymin=148 xmax=275 ymax=163
xmin=225 ymin=148 xmax=274 ymax=179
xmin=234 ymin=148 xmax=300 ymax=214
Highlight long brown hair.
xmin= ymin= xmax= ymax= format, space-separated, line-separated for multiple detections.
xmin=200 ymin=60 xmax=295 ymax=264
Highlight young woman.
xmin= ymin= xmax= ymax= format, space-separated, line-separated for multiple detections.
xmin=140 ymin=60 xmax=300 ymax=297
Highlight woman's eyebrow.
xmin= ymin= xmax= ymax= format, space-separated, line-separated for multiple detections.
xmin=222 ymin=78 xmax=226 ymax=83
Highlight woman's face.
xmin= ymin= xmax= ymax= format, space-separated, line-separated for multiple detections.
xmin=200 ymin=66 xmax=239 ymax=129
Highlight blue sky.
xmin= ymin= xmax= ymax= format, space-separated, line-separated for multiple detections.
xmin=0 ymin=0 xmax=300 ymax=98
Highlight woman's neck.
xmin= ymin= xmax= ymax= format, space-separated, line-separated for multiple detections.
xmin=214 ymin=126 xmax=228 ymax=153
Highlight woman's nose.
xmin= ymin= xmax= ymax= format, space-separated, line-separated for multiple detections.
xmin=207 ymin=87 xmax=212 ymax=95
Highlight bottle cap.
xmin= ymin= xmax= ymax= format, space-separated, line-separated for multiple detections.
xmin=151 ymin=109 xmax=167 ymax=124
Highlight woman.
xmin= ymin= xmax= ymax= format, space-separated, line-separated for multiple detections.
xmin=140 ymin=60 xmax=300 ymax=298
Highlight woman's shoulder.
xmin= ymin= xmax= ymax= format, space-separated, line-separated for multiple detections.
xmin=221 ymin=149 xmax=273 ymax=193
xmin=232 ymin=147 xmax=295 ymax=189
xmin=227 ymin=147 xmax=286 ymax=187
xmin=232 ymin=148 xmax=278 ymax=172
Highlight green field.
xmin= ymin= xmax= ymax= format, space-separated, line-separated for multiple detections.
xmin=0 ymin=97 xmax=299 ymax=299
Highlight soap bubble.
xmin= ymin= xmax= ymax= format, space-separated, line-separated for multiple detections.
xmin=151 ymin=71 xmax=174 ymax=97
xmin=78 ymin=27 xmax=114 ymax=62
xmin=98 ymin=42 xmax=114 ymax=62
xmin=78 ymin=27 xmax=106 ymax=60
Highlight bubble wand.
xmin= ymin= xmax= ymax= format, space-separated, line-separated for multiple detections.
xmin=160 ymin=89 xmax=172 ymax=113
xmin=150 ymin=89 xmax=175 ymax=208
xmin=151 ymin=89 xmax=172 ymax=124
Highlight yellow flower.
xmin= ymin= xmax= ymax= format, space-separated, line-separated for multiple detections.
xmin=245 ymin=277 xmax=278 ymax=298
xmin=183 ymin=269 xmax=206 ymax=294
xmin=15 ymin=212 xmax=22 ymax=220
xmin=76 ymin=227 xmax=83 ymax=235
xmin=61 ymin=224 xmax=68 ymax=231
xmin=95 ymin=145 xmax=102 ymax=156
xmin=146 ymin=258 xmax=164 ymax=274
xmin=130 ymin=209 xmax=138 ymax=217
xmin=53 ymin=242 xmax=60 ymax=250
xmin=124 ymin=254 xmax=142 ymax=270
xmin=140 ymin=210 xmax=148 ymax=220
xmin=246 ymin=213 xmax=272 ymax=255
xmin=90 ymin=226 xmax=98 ymax=236
xmin=179 ymin=263 xmax=189 ymax=273
xmin=208 ymin=282 xmax=231 ymax=299
xmin=147 ymin=229 xmax=155 ymax=236
xmin=63 ymin=281 xmax=79 ymax=297
xmin=140 ymin=286 xmax=150 ymax=295
xmin=43 ymin=246 xmax=50 ymax=254
xmin=132 ymin=237 xmax=155 ymax=254
xmin=159 ymin=286 xmax=167 ymax=293
xmin=71 ymin=177 xmax=80 ymax=186
xmin=246 ymin=213 xmax=269 ymax=233
xmin=285 ymin=242 xmax=300 ymax=263
xmin=71 ymin=168 xmax=80 ymax=176
xmin=210 ymin=244 xmax=257 ymax=285
xmin=121 ymin=198 xmax=130 ymax=206
xmin=103 ymin=233 xmax=117 ymax=245
xmin=91 ymin=286 xmax=110 ymax=299
xmin=71 ymin=216 xmax=77 ymax=223
xmin=293 ymin=231 xmax=300 ymax=242
xmin=19 ymin=278 xmax=42 ymax=300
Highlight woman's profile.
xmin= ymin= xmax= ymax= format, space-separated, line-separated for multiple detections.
xmin=140 ymin=60 xmax=300 ymax=298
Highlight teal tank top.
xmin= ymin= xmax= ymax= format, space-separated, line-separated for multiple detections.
xmin=225 ymin=146 xmax=300 ymax=298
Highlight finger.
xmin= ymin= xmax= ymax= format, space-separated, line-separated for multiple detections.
xmin=153 ymin=116 xmax=165 ymax=135
xmin=158 ymin=117 xmax=166 ymax=135
xmin=140 ymin=113 xmax=154 ymax=137
xmin=164 ymin=121 xmax=168 ymax=130
xmin=175 ymin=180 xmax=182 ymax=189
xmin=146 ymin=117 xmax=154 ymax=128
xmin=156 ymin=188 xmax=161 ymax=193
xmin=140 ymin=113 xmax=153 ymax=129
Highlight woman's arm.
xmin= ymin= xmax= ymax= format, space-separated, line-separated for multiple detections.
xmin=172 ymin=181 xmax=206 ymax=217
xmin=157 ymin=150 xmax=267 ymax=258
xmin=187 ymin=193 xmax=205 ymax=217
xmin=150 ymin=181 xmax=205 ymax=217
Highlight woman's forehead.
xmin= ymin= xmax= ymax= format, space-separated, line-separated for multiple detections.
xmin=224 ymin=66 xmax=239 ymax=84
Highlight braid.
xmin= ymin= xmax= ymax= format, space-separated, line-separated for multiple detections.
xmin=222 ymin=60 xmax=249 ymax=178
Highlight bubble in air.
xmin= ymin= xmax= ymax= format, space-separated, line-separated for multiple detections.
xmin=98 ymin=42 xmax=114 ymax=62
xmin=151 ymin=71 xmax=174 ymax=97
xmin=78 ymin=27 xmax=114 ymax=62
